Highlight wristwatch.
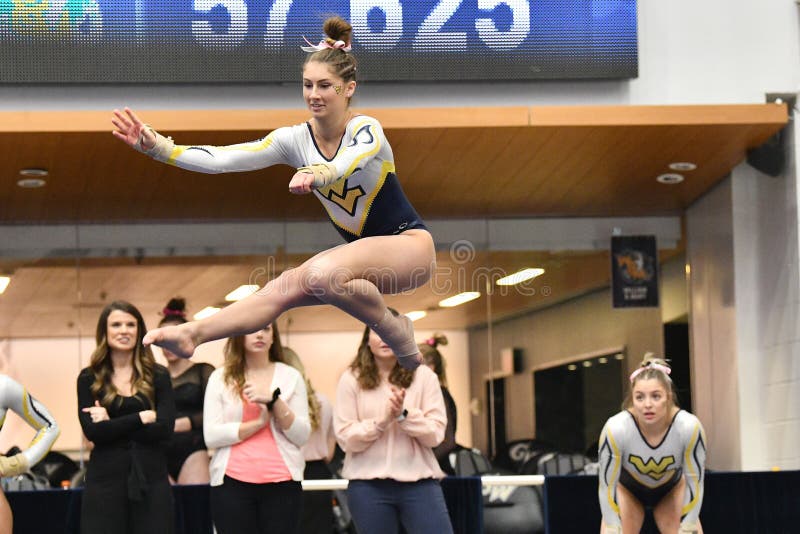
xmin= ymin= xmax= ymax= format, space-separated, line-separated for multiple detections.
xmin=396 ymin=409 xmax=408 ymax=422
xmin=266 ymin=387 xmax=281 ymax=411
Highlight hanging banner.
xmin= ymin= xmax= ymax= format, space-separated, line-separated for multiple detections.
xmin=611 ymin=235 xmax=659 ymax=308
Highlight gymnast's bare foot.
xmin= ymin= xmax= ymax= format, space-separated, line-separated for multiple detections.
xmin=143 ymin=324 xmax=198 ymax=359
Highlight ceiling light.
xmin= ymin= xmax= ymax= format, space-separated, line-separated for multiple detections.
xmin=598 ymin=357 xmax=608 ymax=364
xmin=567 ymin=364 xmax=577 ymax=371
xmin=0 ymin=276 xmax=9 ymax=294
xmin=405 ymin=310 xmax=427 ymax=321
xmin=19 ymin=168 xmax=48 ymax=177
xmin=656 ymin=173 xmax=684 ymax=185
xmin=496 ymin=268 xmax=545 ymax=286
xmin=438 ymin=292 xmax=481 ymax=308
xmin=193 ymin=306 xmax=221 ymax=320
xmin=614 ymin=353 xmax=625 ymax=360
xmin=17 ymin=178 xmax=46 ymax=188
xmin=225 ymin=284 xmax=259 ymax=301
xmin=582 ymin=360 xmax=593 ymax=367
xmin=669 ymin=162 xmax=697 ymax=171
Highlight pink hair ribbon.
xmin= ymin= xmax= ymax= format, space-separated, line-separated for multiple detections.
xmin=301 ymin=36 xmax=352 ymax=53
xmin=629 ymin=362 xmax=671 ymax=383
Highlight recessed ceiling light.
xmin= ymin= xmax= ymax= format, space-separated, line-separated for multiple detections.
xmin=668 ymin=162 xmax=697 ymax=171
xmin=598 ymin=357 xmax=608 ymax=364
xmin=225 ymin=285 xmax=259 ymax=301
xmin=17 ymin=178 xmax=46 ymax=188
xmin=19 ymin=168 xmax=48 ymax=177
xmin=194 ymin=306 xmax=221 ymax=320
xmin=405 ymin=310 xmax=427 ymax=321
xmin=656 ymin=173 xmax=684 ymax=185
xmin=438 ymin=292 xmax=481 ymax=308
xmin=0 ymin=276 xmax=10 ymax=294
xmin=496 ymin=268 xmax=545 ymax=286
xmin=582 ymin=360 xmax=592 ymax=367
xmin=567 ymin=364 xmax=578 ymax=371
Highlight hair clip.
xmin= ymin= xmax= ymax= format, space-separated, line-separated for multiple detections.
xmin=426 ymin=338 xmax=436 ymax=346
xmin=301 ymin=36 xmax=352 ymax=53
xmin=162 ymin=308 xmax=185 ymax=317
xmin=629 ymin=362 xmax=671 ymax=383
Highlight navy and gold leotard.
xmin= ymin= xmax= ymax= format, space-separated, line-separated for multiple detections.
xmin=598 ymin=410 xmax=705 ymax=529
xmin=152 ymin=115 xmax=426 ymax=243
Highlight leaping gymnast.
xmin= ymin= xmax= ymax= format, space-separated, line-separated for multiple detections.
xmin=112 ymin=16 xmax=432 ymax=371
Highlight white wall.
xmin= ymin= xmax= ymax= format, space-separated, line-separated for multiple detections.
xmin=1 ymin=1 xmax=798 ymax=111
xmin=687 ymin=107 xmax=800 ymax=471
xmin=686 ymin=178 xmax=741 ymax=470
xmin=731 ymin=110 xmax=800 ymax=470
xmin=0 ymin=328 xmax=470 ymax=455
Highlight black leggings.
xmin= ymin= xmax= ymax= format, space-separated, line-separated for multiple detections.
xmin=301 ymin=460 xmax=334 ymax=533
xmin=80 ymin=476 xmax=174 ymax=534
xmin=211 ymin=476 xmax=303 ymax=534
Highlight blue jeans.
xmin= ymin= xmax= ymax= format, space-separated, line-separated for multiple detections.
xmin=347 ymin=479 xmax=454 ymax=534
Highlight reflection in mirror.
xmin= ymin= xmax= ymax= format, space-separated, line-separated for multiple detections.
xmin=533 ymin=349 xmax=626 ymax=455
xmin=0 ymin=225 xmax=82 ymax=461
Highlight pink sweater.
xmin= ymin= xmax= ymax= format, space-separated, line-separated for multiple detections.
xmin=334 ymin=365 xmax=446 ymax=482
xmin=302 ymin=392 xmax=334 ymax=462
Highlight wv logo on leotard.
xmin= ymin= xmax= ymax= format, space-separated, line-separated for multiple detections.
xmin=318 ymin=124 xmax=374 ymax=215
xmin=318 ymin=178 xmax=366 ymax=216
xmin=628 ymin=454 xmax=675 ymax=480
xmin=348 ymin=124 xmax=375 ymax=147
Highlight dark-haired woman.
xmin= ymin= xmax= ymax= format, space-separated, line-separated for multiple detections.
xmin=598 ymin=356 xmax=706 ymax=534
xmin=77 ymin=301 xmax=175 ymax=534
xmin=113 ymin=15 xmax=433 ymax=372
xmin=204 ymin=323 xmax=310 ymax=533
xmin=159 ymin=297 xmax=214 ymax=485
xmin=419 ymin=333 xmax=458 ymax=475
xmin=334 ymin=315 xmax=453 ymax=534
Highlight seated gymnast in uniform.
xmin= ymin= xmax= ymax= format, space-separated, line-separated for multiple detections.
xmin=111 ymin=15 xmax=434 ymax=372
xmin=598 ymin=355 xmax=706 ymax=534
xmin=159 ymin=298 xmax=214 ymax=485
xmin=0 ymin=374 xmax=60 ymax=532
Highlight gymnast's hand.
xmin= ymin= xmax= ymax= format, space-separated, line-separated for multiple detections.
xmin=289 ymin=170 xmax=316 ymax=194
xmin=0 ymin=453 xmax=29 ymax=477
xmin=111 ymin=107 xmax=155 ymax=151
xmin=82 ymin=400 xmax=110 ymax=423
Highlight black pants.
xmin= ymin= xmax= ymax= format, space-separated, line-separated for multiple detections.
xmin=80 ymin=476 xmax=174 ymax=534
xmin=301 ymin=460 xmax=335 ymax=534
xmin=211 ymin=476 xmax=303 ymax=534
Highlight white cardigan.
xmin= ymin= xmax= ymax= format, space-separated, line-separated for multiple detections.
xmin=203 ymin=362 xmax=311 ymax=486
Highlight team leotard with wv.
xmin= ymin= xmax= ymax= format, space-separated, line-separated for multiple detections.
xmin=598 ymin=409 xmax=705 ymax=528
xmin=0 ymin=374 xmax=60 ymax=468
xmin=152 ymin=115 xmax=426 ymax=243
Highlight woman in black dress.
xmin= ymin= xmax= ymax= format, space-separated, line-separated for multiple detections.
xmin=159 ymin=298 xmax=214 ymax=484
xmin=77 ymin=300 xmax=176 ymax=534
xmin=420 ymin=333 xmax=458 ymax=475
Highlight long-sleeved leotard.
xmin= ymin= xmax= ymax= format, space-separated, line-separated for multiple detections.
xmin=0 ymin=374 xmax=60 ymax=469
xmin=150 ymin=115 xmax=426 ymax=242
xmin=598 ymin=410 xmax=706 ymax=528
